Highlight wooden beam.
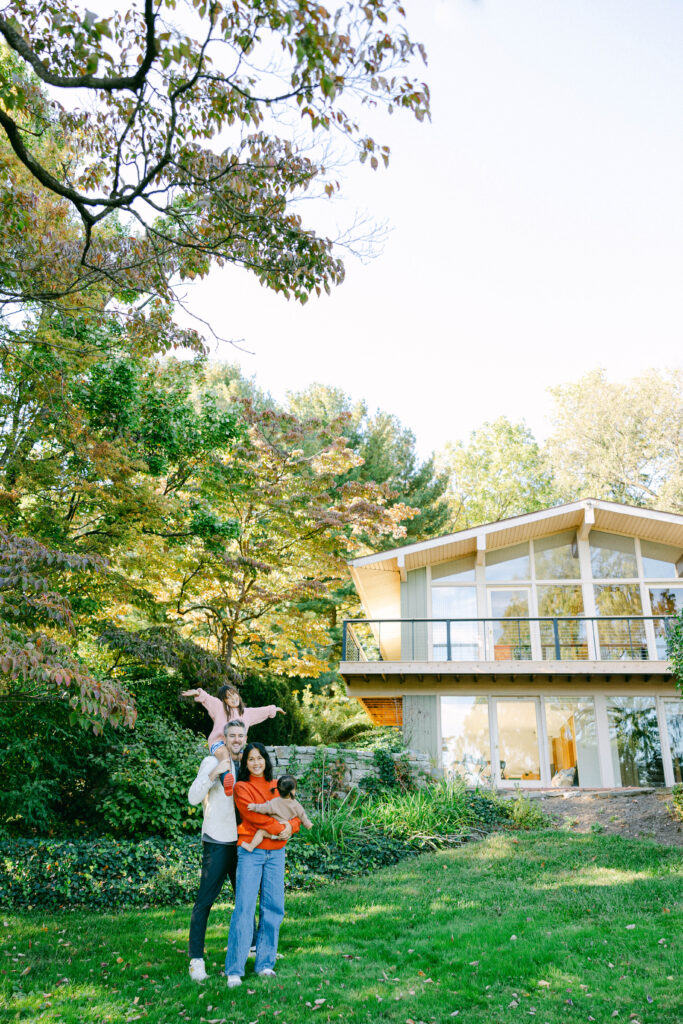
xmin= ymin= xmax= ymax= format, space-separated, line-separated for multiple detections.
xmin=397 ymin=552 xmax=407 ymax=582
xmin=578 ymin=502 xmax=595 ymax=541
xmin=476 ymin=532 xmax=486 ymax=566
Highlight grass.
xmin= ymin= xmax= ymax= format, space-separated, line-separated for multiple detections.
xmin=1 ymin=831 xmax=681 ymax=1024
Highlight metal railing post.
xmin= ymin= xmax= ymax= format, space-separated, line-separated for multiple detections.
xmin=446 ymin=619 xmax=452 ymax=661
xmin=553 ymin=617 xmax=561 ymax=660
xmin=342 ymin=621 xmax=347 ymax=661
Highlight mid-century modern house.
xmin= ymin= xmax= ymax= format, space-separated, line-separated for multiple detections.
xmin=340 ymin=499 xmax=683 ymax=789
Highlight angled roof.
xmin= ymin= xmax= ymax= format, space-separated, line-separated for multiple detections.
xmin=348 ymin=499 xmax=683 ymax=620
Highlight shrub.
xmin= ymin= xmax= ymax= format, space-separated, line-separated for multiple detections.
xmin=507 ymin=791 xmax=551 ymax=830
xmin=93 ymin=718 xmax=206 ymax=838
xmin=0 ymin=781 xmax=511 ymax=910
xmin=360 ymin=748 xmax=416 ymax=795
xmin=669 ymin=783 xmax=683 ymax=821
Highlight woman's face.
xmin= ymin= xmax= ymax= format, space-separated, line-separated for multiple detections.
xmin=246 ymin=748 xmax=266 ymax=777
xmin=225 ymin=690 xmax=241 ymax=709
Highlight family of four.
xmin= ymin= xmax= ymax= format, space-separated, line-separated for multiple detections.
xmin=183 ymin=685 xmax=312 ymax=988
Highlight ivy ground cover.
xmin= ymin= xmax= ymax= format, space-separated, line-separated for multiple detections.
xmin=2 ymin=831 xmax=681 ymax=1024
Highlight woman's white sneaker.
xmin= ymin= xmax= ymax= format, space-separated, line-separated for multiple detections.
xmin=256 ymin=968 xmax=276 ymax=978
xmin=189 ymin=958 xmax=208 ymax=982
xmin=227 ymin=974 xmax=242 ymax=988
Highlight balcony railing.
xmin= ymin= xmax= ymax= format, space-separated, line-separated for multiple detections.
xmin=342 ymin=616 xmax=675 ymax=664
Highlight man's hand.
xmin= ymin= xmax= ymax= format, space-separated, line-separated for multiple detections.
xmin=181 ymin=688 xmax=198 ymax=697
xmin=275 ymin=706 xmax=286 ymax=715
xmin=278 ymin=821 xmax=293 ymax=840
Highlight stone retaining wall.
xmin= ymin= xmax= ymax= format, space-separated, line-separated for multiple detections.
xmin=265 ymin=744 xmax=433 ymax=791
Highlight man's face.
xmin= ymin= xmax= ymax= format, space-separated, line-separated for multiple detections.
xmin=225 ymin=727 xmax=246 ymax=758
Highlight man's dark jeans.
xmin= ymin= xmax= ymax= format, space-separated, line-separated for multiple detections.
xmin=188 ymin=841 xmax=238 ymax=958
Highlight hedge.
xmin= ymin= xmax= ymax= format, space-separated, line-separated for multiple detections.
xmin=0 ymin=830 xmax=416 ymax=912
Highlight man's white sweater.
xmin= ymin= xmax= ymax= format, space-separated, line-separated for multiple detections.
xmin=187 ymin=755 xmax=238 ymax=843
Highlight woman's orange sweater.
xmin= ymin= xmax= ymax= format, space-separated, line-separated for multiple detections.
xmin=234 ymin=776 xmax=301 ymax=849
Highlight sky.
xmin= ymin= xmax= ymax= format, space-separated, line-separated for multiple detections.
xmin=175 ymin=0 xmax=683 ymax=458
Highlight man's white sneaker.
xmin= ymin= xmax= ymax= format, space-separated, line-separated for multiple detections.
xmin=227 ymin=974 xmax=242 ymax=988
xmin=189 ymin=958 xmax=208 ymax=982
xmin=256 ymin=968 xmax=276 ymax=978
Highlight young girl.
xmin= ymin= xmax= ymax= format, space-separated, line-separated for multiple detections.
xmin=181 ymin=685 xmax=285 ymax=759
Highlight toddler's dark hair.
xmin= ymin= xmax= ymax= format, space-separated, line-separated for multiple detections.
xmin=277 ymin=774 xmax=297 ymax=798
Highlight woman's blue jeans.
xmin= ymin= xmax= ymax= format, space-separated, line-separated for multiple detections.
xmin=225 ymin=846 xmax=286 ymax=977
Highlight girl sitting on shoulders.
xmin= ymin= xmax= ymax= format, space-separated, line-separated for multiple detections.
xmin=182 ymin=685 xmax=285 ymax=759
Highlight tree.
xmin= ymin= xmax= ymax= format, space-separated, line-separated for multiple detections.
xmin=0 ymin=531 xmax=136 ymax=733
xmin=0 ymin=1 xmax=429 ymax=316
xmin=437 ymin=417 xmax=559 ymax=530
xmin=546 ymin=369 xmax=683 ymax=512
xmin=286 ymin=383 xmax=450 ymax=544
xmin=140 ymin=396 xmax=415 ymax=676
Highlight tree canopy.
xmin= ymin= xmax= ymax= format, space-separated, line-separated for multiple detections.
xmin=0 ymin=0 xmax=429 ymax=321
xmin=437 ymin=416 xmax=559 ymax=529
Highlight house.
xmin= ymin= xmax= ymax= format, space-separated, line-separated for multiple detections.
xmin=340 ymin=499 xmax=683 ymax=789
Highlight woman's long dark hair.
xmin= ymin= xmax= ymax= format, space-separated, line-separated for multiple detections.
xmin=217 ymin=684 xmax=244 ymax=716
xmin=238 ymin=742 xmax=273 ymax=783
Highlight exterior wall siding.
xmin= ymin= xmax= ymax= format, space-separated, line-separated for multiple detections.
xmin=400 ymin=567 xmax=428 ymax=659
xmin=402 ymin=693 xmax=439 ymax=767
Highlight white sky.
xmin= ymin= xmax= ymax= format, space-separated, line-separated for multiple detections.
xmin=176 ymin=0 xmax=683 ymax=458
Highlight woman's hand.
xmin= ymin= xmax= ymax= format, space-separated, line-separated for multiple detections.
xmin=278 ymin=821 xmax=293 ymax=840
xmin=181 ymin=688 xmax=198 ymax=697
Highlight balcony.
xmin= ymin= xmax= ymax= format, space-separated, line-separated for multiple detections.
xmin=342 ymin=616 xmax=675 ymax=665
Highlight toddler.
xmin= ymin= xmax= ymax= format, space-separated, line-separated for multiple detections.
xmin=243 ymin=774 xmax=313 ymax=851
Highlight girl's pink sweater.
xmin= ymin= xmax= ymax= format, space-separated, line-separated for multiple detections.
xmin=191 ymin=688 xmax=279 ymax=747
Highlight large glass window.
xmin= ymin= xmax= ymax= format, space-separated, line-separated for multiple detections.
xmin=432 ymin=555 xmax=476 ymax=583
xmin=594 ymin=584 xmax=646 ymax=659
xmin=544 ymin=699 xmax=600 ymax=787
xmin=495 ymin=699 xmax=541 ymax=781
xmin=537 ymin=585 xmax=586 ymax=660
xmin=441 ymin=697 xmax=491 ymax=785
xmin=649 ymin=587 xmax=683 ymax=657
xmin=485 ymin=543 xmax=530 ymax=582
xmin=606 ymin=697 xmax=665 ymax=786
xmin=663 ymin=700 xmax=683 ymax=783
xmin=590 ymin=531 xmax=638 ymax=578
xmin=534 ymin=531 xmax=580 ymax=580
xmin=641 ymin=540 xmax=682 ymax=580
xmin=431 ymin=587 xmax=478 ymax=660
xmin=489 ymin=589 xmax=531 ymax=659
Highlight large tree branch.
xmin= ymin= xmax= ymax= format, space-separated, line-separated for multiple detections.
xmin=0 ymin=1 xmax=157 ymax=93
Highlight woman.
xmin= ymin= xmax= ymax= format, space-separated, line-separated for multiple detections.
xmin=225 ymin=742 xmax=300 ymax=988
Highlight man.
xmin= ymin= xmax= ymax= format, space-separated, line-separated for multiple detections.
xmin=187 ymin=718 xmax=246 ymax=982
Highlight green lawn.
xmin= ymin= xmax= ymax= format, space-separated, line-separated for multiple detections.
xmin=2 ymin=831 xmax=681 ymax=1024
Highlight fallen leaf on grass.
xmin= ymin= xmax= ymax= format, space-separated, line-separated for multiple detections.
xmin=468 ymin=961 xmax=479 ymax=966
xmin=20 ymin=966 xmax=30 ymax=976
xmin=537 ymin=981 xmax=550 ymax=987
xmin=625 ymin=924 xmax=635 ymax=931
